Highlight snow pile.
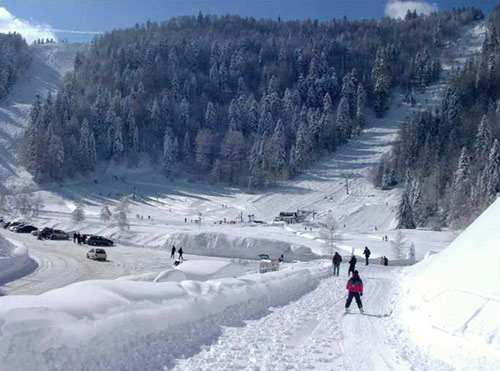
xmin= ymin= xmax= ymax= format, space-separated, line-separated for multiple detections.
xmin=154 ymin=259 xmax=246 ymax=282
xmin=400 ymin=197 xmax=500 ymax=369
xmin=0 ymin=261 xmax=331 ymax=371
xmin=0 ymin=232 xmax=37 ymax=284
xmin=162 ymin=231 xmax=317 ymax=261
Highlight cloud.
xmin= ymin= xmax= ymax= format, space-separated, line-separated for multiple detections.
xmin=385 ymin=0 xmax=439 ymax=19
xmin=0 ymin=7 xmax=56 ymax=43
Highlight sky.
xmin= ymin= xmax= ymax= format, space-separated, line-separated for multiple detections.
xmin=1 ymin=0 xmax=498 ymax=43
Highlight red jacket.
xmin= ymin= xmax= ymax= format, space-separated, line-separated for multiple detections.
xmin=346 ymin=276 xmax=363 ymax=294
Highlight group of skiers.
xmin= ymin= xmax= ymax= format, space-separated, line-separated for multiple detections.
xmin=171 ymin=245 xmax=184 ymax=260
xmin=332 ymin=246 xmax=375 ymax=314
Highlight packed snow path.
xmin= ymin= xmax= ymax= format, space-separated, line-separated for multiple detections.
xmin=174 ymin=265 xmax=448 ymax=371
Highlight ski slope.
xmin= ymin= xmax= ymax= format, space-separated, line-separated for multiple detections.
xmin=0 ymin=20 xmax=496 ymax=371
xmin=0 ymin=42 xmax=84 ymax=191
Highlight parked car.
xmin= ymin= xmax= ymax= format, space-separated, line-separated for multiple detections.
xmin=87 ymin=248 xmax=107 ymax=261
xmin=8 ymin=222 xmax=24 ymax=231
xmin=14 ymin=225 xmax=38 ymax=233
xmin=86 ymin=236 xmax=113 ymax=246
xmin=38 ymin=227 xmax=54 ymax=239
xmin=48 ymin=229 xmax=69 ymax=240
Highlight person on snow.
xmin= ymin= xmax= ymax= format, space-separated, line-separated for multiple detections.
xmin=332 ymin=252 xmax=342 ymax=276
xmin=178 ymin=247 xmax=184 ymax=260
xmin=345 ymin=270 xmax=364 ymax=313
xmin=279 ymin=254 xmax=284 ymax=263
xmin=73 ymin=232 xmax=78 ymax=244
xmin=348 ymin=255 xmax=357 ymax=276
xmin=363 ymin=246 xmax=371 ymax=266
xmin=171 ymin=245 xmax=176 ymax=259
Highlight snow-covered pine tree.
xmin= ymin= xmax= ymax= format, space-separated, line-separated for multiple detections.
xmin=474 ymin=115 xmax=492 ymax=167
xmin=396 ymin=191 xmax=416 ymax=229
xmin=486 ymin=139 xmax=500 ymax=202
xmin=273 ymin=119 xmax=287 ymax=179
xmin=336 ymin=96 xmax=351 ymax=143
xmin=163 ymin=130 xmax=174 ymax=176
xmin=72 ymin=201 xmax=86 ymax=222
xmin=49 ymin=132 xmax=65 ymax=182
xmin=205 ymin=101 xmax=217 ymax=131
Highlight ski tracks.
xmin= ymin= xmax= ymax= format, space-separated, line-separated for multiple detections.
xmin=174 ymin=266 xmax=409 ymax=371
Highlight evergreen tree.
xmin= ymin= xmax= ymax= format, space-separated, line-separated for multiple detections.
xmin=273 ymin=119 xmax=287 ymax=179
xmin=163 ymin=130 xmax=174 ymax=176
xmin=486 ymin=139 xmax=500 ymax=202
xmin=336 ymin=96 xmax=351 ymax=143
xmin=396 ymin=191 xmax=416 ymax=229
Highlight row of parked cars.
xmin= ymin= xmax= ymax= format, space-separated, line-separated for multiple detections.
xmin=1 ymin=218 xmax=113 ymax=261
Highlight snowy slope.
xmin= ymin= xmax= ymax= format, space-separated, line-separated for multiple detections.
xmin=0 ymin=262 xmax=331 ymax=371
xmin=398 ymin=197 xmax=500 ymax=369
xmin=0 ymin=232 xmax=37 ymax=285
xmin=0 ymin=43 xmax=84 ymax=190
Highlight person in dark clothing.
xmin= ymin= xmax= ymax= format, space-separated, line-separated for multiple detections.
xmin=178 ymin=247 xmax=184 ymax=260
xmin=363 ymin=246 xmax=371 ymax=265
xmin=77 ymin=233 xmax=82 ymax=244
xmin=332 ymin=252 xmax=342 ymax=276
xmin=345 ymin=270 xmax=364 ymax=313
xmin=348 ymin=255 xmax=357 ymax=276
xmin=171 ymin=245 xmax=176 ymax=259
xmin=279 ymin=254 xmax=284 ymax=263
xmin=73 ymin=232 xmax=77 ymax=244
xmin=383 ymin=256 xmax=389 ymax=266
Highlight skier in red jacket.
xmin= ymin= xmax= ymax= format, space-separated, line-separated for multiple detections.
xmin=345 ymin=270 xmax=364 ymax=313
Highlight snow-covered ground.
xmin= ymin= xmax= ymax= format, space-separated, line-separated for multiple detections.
xmin=1 ymin=21 xmax=496 ymax=371
xmin=0 ymin=232 xmax=37 ymax=285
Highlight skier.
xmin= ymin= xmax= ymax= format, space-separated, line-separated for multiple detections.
xmin=171 ymin=245 xmax=176 ymax=259
xmin=348 ymin=255 xmax=357 ymax=276
xmin=363 ymin=246 xmax=371 ymax=266
xmin=345 ymin=270 xmax=364 ymax=313
xmin=178 ymin=247 xmax=184 ymax=261
xmin=332 ymin=252 xmax=342 ymax=276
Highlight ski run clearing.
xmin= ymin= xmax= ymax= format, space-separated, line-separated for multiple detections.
xmin=1 ymin=21 xmax=499 ymax=371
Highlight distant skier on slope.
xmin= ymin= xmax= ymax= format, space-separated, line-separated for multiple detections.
xmin=363 ymin=246 xmax=371 ymax=265
xmin=348 ymin=255 xmax=357 ymax=276
xmin=345 ymin=270 xmax=363 ymax=313
xmin=171 ymin=245 xmax=176 ymax=259
xmin=178 ymin=247 xmax=184 ymax=260
xmin=332 ymin=252 xmax=342 ymax=276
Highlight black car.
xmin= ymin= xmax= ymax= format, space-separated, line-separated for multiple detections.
xmin=15 ymin=225 xmax=38 ymax=233
xmin=38 ymin=227 xmax=54 ymax=239
xmin=86 ymin=236 xmax=113 ymax=246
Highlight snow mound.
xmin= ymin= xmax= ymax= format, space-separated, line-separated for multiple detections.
xmin=0 ymin=262 xmax=330 ymax=371
xmin=0 ymin=232 xmax=37 ymax=284
xmin=154 ymin=260 xmax=246 ymax=283
xmin=163 ymin=231 xmax=317 ymax=261
xmin=400 ymin=197 xmax=500 ymax=369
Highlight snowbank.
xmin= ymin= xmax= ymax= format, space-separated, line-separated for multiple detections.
xmin=0 ymin=261 xmax=331 ymax=371
xmin=0 ymin=232 xmax=37 ymax=284
xmin=154 ymin=259 xmax=246 ymax=282
xmin=162 ymin=231 xmax=317 ymax=261
xmin=399 ymin=198 xmax=500 ymax=369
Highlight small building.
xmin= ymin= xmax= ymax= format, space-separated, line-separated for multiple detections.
xmin=276 ymin=211 xmax=300 ymax=224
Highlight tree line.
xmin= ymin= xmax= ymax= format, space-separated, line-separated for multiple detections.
xmin=0 ymin=33 xmax=32 ymax=102
xmin=378 ymin=6 xmax=500 ymax=229
xmin=22 ymin=8 xmax=482 ymax=187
